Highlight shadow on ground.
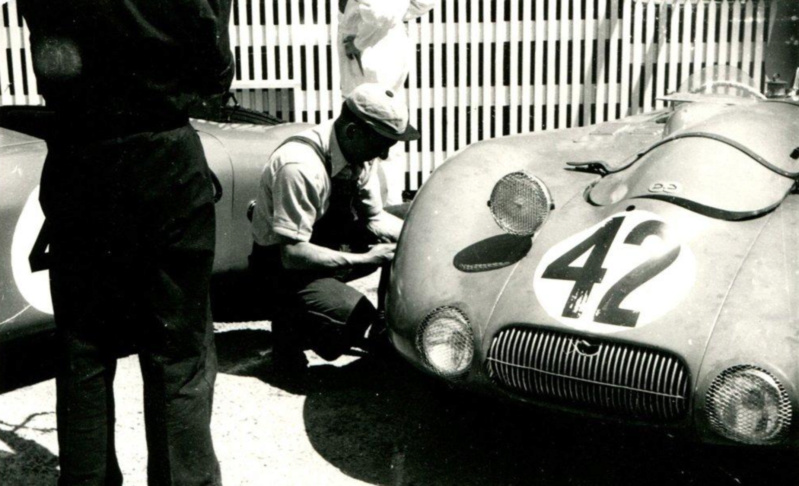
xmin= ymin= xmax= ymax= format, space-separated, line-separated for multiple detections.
xmin=215 ymin=328 xmax=799 ymax=486
xmin=0 ymin=422 xmax=59 ymax=486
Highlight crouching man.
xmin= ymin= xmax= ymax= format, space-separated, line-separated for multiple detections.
xmin=249 ymin=83 xmax=419 ymax=371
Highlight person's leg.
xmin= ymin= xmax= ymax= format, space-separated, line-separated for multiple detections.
xmin=43 ymin=144 xmax=124 ymax=486
xmin=139 ymin=254 xmax=221 ymax=486
xmin=294 ymin=277 xmax=379 ymax=360
xmin=138 ymin=251 xmax=219 ymax=486
xmin=50 ymin=251 xmax=128 ymax=486
xmin=127 ymin=125 xmax=221 ymax=486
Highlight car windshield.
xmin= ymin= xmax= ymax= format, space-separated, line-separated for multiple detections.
xmin=676 ymin=66 xmax=763 ymax=100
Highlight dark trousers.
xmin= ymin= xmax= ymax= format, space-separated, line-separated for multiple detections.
xmin=41 ymin=124 xmax=221 ymax=486
xmin=248 ymin=243 xmax=381 ymax=361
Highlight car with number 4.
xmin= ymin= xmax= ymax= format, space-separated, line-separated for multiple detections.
xmin=0 ymin=101 xmax=308 ymax=372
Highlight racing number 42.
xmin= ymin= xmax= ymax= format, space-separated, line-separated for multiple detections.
xmin=541 ymin=216 xmax=680 ymax=327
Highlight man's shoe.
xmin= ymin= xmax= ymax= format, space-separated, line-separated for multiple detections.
xmin=362 ymin=318 xmax=394 ymax=357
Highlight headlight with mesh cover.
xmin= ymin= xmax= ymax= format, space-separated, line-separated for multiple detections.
xmin=706 ymin=365 xmax=793 ymax=445
xmin=488 ymin=171 xmax=553 ymax=237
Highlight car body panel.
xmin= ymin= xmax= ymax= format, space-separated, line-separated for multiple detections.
xmin=388 ymin=111 xmax=667 ymax=364
xmin=388 ymin=72 xmax=799 ymax=446
xmin=0 ymin=118 xmax=310 ymax=342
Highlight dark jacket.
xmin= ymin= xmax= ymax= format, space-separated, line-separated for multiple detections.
xmin=19 ymin=0 xmax=234 ymax=135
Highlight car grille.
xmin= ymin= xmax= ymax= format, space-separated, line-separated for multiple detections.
xmin=487 ymin=327 xmax=690 ymax=421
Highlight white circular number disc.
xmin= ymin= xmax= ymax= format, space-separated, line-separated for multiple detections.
xmin=533 ymin=210 xmax=695 ymax=333
xmin=10 ymin=186 xmax=54 ymax=315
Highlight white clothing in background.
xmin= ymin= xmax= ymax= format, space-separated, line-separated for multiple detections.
xmin=337 ymin=0 xmax=435 ymax=96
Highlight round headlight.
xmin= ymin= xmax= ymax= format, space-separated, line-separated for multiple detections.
xmin=706 ymin=365 xmax=792 ymax=445
xmin=488 ymin=171 xmax=553 ymax=236
xmin=416 ymin=307 xmax=474 ymax=377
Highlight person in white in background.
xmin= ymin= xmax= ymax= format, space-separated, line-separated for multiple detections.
xmin=337 ymin=0 xmax=435 ymax=205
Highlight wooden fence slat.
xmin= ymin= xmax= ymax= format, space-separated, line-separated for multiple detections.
xmin=0 ymin=6 xmax=12 ymax=105
xmin=495 ymin=0 xmax=506 ymax=136
xmin=730 ymin=1 xmax=742 ymax=73
xmin=642 ymin=0 xmax=655 ymax=113
xmin=546 ymin=0 xmax=557 ymax=129
xmin=719 ymin=0 xmax=731 ymax=68
xmin=250 ymin=0 xmax=263 ymax=87
xmin=0 ymin=0 xmax=773 ymax=189
xmin=706 ymin=0 xmax=718 ymax=77
xmin=571 ymin=0 xmax=583 ymax=127
xmin=630 ymin=0 xmax=643 ymax=116
xmin=302 ymin=0 xmax=315 ymax=122
xmin=753 ymin=0 xmax=766 ymax=86
xmin=558 ymin=0 xmax=569 ymax=128
xmin=509 ymin=1 xmax=520 ymax=135
xmin=236 ymin=0 xmax=251 ymax=84
xmin=667 ymin=1 xmax=680 ymax=94
xmin=695 ymin=0 xmax=706 ymax=79
xmin=432 ymin=2 xmax=444 ymax=170
xmin=289 ymin=2 xmax=304 ymax=121
xmin=318 ymin=0 xmax=331 ymax=120
xmin=595 ymin=0 xmax=608 ymax=123
xmin=520 ymin=0 xmax=532 ymax=133
xmin=444 ymin=0 xmax=456 ymax=156
xmin=607 ymin=0 xmax=620 ymax=121
xmin=469 ymin=0 xmax=480 ymax=144
xmin=457 ymin=0 xmax=468 ymax=148
xmin=481 ymin=1 xmax=492 ymax=138
xmin=8 ymin=0 xmax=26 ymax=105
xmin=533 ymin=2 xmax=545 ymax=130
xmin=654 ymin=0 xmax=668 ymax=108
xmin=681 ymin=0 xmax=693 ymax=88
xmin=619 ymin=0 xmax=632 ymax=118
xmin=419 ymin=8 xmax=431 ymax=182
xmin=741 ymin=0 xmax=753 ymax=81
xmin=583 ymin=0 xmax=595 ymax=125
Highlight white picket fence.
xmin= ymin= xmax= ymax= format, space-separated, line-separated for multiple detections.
xmin=1 ymin=0 xmax=769 ymax=189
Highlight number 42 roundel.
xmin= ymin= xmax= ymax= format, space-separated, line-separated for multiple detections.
xmin=533 ymin=210 xmax=696 ymax=333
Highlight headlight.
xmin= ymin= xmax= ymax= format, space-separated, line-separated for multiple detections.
xmin=706 ymin=365 xmax=792 ymax=445
xmin=488 ymin=171 xmax=553 ymax=236
xmin=416 ymin=307 xmax=474 ymax=377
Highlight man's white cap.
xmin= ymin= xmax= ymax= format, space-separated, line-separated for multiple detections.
xmin=345 ymin=84 xmax=420 ymax=141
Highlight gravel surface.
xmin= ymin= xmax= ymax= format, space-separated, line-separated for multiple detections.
xmin=2 ymin=273 xmax=798 ymax=485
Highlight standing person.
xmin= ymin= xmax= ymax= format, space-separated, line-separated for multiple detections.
xmin=337 ymin=0 xmax=436 ymax=96
xmin=17 ymin=2 xmax=233 ymax=485
xmin=337 ymin=0 xmax=436 ymax=205
xmin=249 ymin=84 xmax=419 ymax=371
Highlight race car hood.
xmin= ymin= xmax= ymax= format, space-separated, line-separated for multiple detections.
xmin=485 ymin=195 xmax=774 ymax=379
xmin=587 ymin=102 xmax=799 ymax=219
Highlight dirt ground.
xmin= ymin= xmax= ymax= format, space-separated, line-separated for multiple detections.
xmin=1 ymin=273 xmax=798 ymax=485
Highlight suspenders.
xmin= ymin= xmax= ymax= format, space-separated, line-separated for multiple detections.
xmin=276 ymin=135 xmax=332 ymax=175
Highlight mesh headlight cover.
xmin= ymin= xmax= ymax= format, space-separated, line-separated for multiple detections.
xmin=416 ymin=307 xmax=474 ymax=377
xmin=489 ymin=171 xmax=553 ymax=236
xmin=706 ymin=365 xmax=792 ymax=445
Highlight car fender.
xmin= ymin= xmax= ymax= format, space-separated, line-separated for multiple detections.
xmin=695 ymin=195 xmax=799 ymax=446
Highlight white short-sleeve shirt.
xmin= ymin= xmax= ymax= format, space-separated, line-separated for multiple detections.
xmin=251 ymin=120 xmax=383 ymax=246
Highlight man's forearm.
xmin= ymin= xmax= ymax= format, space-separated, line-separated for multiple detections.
xmin=280 ymin=241 xmax=375 ymax=271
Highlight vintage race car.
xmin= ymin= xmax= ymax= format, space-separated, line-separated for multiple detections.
xmin=0 ymin=103 xmax=308 ymax=352
xmin=387 ymin=22 xmax=799 ymax=447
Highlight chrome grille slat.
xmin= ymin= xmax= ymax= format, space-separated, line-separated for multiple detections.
xmin=486 ymin=327 xmax=690 ymax=421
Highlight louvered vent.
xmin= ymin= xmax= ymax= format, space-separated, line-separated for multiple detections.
xmin=487 ymin=327 xmax=690 ymax=421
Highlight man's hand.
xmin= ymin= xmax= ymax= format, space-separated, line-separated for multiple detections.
xmin=365 ymin=243 xmax=396 ymax=264
xmin=343 ymin=35 xmax=364 ymax=75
